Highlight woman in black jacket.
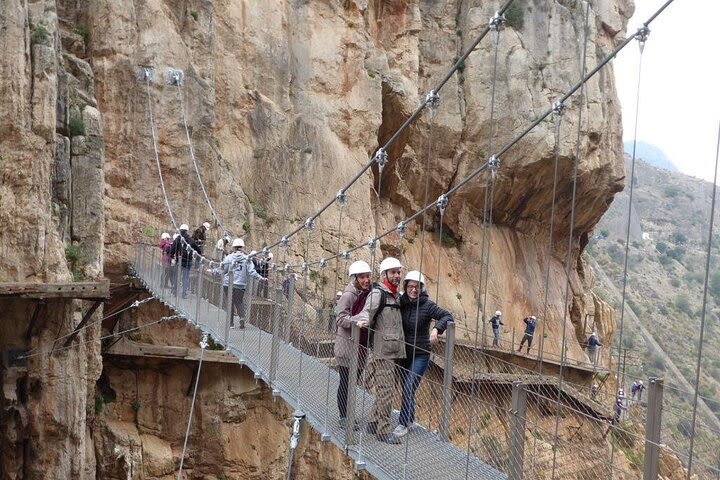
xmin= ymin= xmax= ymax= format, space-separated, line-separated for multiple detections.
xmin=394 ymin=270 xmax=452 ymax=437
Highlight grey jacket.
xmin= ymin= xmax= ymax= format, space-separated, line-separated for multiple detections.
xmin=211 ymin=252 xmax=263 ymax=287
xmin=356 ymin=283 xmax=406 ymax=360
xmin=333 ymin=282 xmax=367 ymax=367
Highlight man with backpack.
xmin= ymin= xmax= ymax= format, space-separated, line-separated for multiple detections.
xmin=169 ymin=224 xmax=200 ymax=298
xmin=356 ymin=257 xmax=405 ymax=444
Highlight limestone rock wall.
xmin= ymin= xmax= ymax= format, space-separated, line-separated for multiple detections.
xmin=59 ymin=0 xmax=629 ymax=361
xmin=95 ymin=355 xmax=368 ymax=480
xmin=0 ymin=1 xmax=104 ymax=478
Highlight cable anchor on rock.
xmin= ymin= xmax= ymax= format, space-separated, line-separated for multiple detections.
xmin=396 ymin=221 xmax=407 ymax=235
xmin=305 ymin=218 xmax=315 ymax=231
xmin=166 ymin=68 xmax=184 ymax=86
xmin=341 ymin=251 xmax=350 ymax=261
xmin=199 ymin=333 xmax=209 ymax=350
xmin=368 ymin=238 xmax=377 ymax=252
xmin=319 ymin=258 xmax=328 ymax=268
xmin=552 ymin=100 xmax=566 ymax=117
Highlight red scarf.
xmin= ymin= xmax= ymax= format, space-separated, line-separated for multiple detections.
xmin=383 ymin=279 xmax=398 ymax=296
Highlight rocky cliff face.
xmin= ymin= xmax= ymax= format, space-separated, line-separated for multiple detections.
xmin=74 ymin=0 xmax=629 ymax=360
xmin=1 ymin=0 xmax=634 ymax=477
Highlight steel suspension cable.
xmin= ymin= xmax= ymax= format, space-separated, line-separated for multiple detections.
xmin=144 ymin=70 xmax=177 ymax=230
xmin=177 ymin=333 xmax=208 ymax=480
xmin=551 ymin=2 xmax=590 ymax=477
xmin=175 ymin=83 xmax=227 ymax=235
xmin=608 ymin=21 xmax=650 ymax=479
xmin=539 ymin=109 xmax=565 ymax=375
xmin=476 ymin=21 xmax=504 ymax=346
xmin=402 ymin=89 xmax=440 ymax=472
xmin=687 ymin=121 xmax=720 ymax=477
xmin=18 ymin=315 xmax=180 ymax=359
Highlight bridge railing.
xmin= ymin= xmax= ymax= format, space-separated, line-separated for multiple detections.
xmin=133 ymin=242 xmax=714 ymax=479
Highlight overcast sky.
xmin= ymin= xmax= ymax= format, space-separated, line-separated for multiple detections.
xmin=614 ymin=0 xmax=719 ymax=182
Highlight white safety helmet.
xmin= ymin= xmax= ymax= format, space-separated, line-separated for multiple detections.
xmin=378 ymin=257 xmax=402 ymax=273
xmin=203 ymin=222 xmax=211 ymax=230
xmin=173 ymin=233 xmax=180 ymax=240
xmin=267 ymin=252 xmax=274 ymax=260
xmin=639 ymin=380 xmax=644 ymax=386
xmin=179 ymin=224 xmax=189 ymax=231
xmin=495 ymin=310 xmax=502 ymax=316
xmin=403 ymin=270 xmax=425 ymax=287
xmin=161 ymin=232 xmax=170 ymax=240
xmin=232 ymin=238 xmax=245 ymax=248
xmin=530 ymin=315 xmax=537 ymax=321
xmin=348 ymin=260 xmax=372 ymax=277
xmin=336 ymin=291 xmax=343 ymax=297
xmin=250 ymin=250 xmax=257 ymax=256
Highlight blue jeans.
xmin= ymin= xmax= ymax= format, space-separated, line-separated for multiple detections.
xmin=492 ymin=328 xmax=500 ymax=346
xmin=396 ymin=355 xmax=431 ymax=427
xmin=181 ymin=265 xmax=191 ymax=296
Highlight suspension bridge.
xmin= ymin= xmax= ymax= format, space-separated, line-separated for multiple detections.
xmin=12 ymin=0 xmax=720 ymax=478
xmin=127 ymin=0 xmax=720 ymax=477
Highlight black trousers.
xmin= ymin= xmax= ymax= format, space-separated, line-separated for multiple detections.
xmin=336 ymin=355 xmax=367 ymax=419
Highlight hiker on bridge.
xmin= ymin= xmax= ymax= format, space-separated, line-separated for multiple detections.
xmin=209 ymin=238 xmax=266 ymax=328
xmin=517 ymin=315 xmax=537 ymax=354
xmin=394 ymin=270 xmax=452 ymax=438
xmin=256 ymin=252 xmax=271 ymax=298
xmin=631 ymin=380 xmax=645 ymax=403
xmin=613 ymin=389 xmax=627 ymax=424
xmin=213 ymin=235 xmax=230 ymax=261
xmin=191 ymin=221 xmax=211 ymax=255
xmin=334 ymin=260 xmax=372 ymax=431
xmin=356 ymin=257 xmax=405 ymax=444
xmin=587 ymin=331 xmax=603 ymax=367
xmin=159 ymin=232 xmax=174 ymax=289
xmin=169 ymin=224 xmax=200 ymax=298
xmin=489 ymin=310 xmax=504 ymax=347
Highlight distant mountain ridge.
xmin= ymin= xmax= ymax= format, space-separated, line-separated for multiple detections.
xmin=624 ymin=140 xmax=677 ymax=171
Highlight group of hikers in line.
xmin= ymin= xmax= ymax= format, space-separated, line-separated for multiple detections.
xmin=158 ymin=222 xmax=272 ymax=328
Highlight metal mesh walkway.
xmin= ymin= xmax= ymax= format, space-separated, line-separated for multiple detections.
xmin=134 ymin=244 xmax=505 ymax=480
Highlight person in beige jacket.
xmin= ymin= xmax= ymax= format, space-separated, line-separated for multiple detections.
xmin=334 ymin=260 xmax=372 ymax=429
xmin=356 ymin=257 xmax=405 ymax=444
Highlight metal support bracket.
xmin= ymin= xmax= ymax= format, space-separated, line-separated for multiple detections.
xmin=489 ymin=11 xmax=506 ymax=31
xmin=138 ymin=66 xmax=155 ymax=82
xmin=166 ymin=68 xmax=184 ymax=86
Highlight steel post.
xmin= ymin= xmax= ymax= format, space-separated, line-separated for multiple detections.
xmin=345 ymin=323 xmax=360 ymax=445
xmin=284 ymin=275 xmax=296 ymax=343
xmin=194 ymin=258 xmax=204 ymax=326
xmin=643 ymin=377 xmax=663 ymax=480
xmin=440 ymin=321 xmax=455 ymax=441
xmin=508 ymin=381 xmax=527 ymax=480
xmin=269 ymin=286 xmax=282 ymax=382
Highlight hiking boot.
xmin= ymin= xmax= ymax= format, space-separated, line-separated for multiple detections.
xmin=376 ymin=433 xmax=402 ymax=444
xmin=392 ymin=425 xmax=409 ymax=437
xmin=366 ymin=422 xmax=378 ymax=434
